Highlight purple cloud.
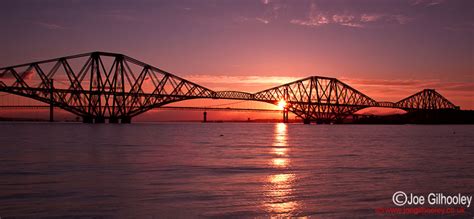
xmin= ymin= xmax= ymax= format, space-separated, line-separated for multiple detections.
xmin=35 ymin=22 xmax=64 ymax=30
xmin=290 ymin=3 xmax=412 ymax=28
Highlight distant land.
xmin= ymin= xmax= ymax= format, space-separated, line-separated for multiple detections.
xmin=353 ymin=109 xmax=474 ymax=124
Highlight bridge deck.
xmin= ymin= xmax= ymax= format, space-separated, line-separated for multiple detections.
xmin=0 ymin=52 xmax=459 ymax=123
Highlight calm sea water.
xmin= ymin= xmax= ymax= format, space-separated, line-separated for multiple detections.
xmin=0 ymin=123 xmax=473 ymax=218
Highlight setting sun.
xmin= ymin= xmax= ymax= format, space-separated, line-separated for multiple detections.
xmin=278 ymin=100 xmax=287 ymax=110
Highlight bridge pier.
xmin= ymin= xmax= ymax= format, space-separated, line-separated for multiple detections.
xmin=82 ymin=117 xmax=132 ymax=124
xmin=109 ymin=117 xmax=119 ymax=124
xmin=49 ymin=103 xmax=54 ymax=122
xmin=49 ymin=79 xmax=54 ymax=122
xmin=203 ymin=111 xmax=207 ymax=123
xmin=121 ymin=117 xmax=132 ymax=124
xmin=352 ymin=115 xmax=359 ymax=122
xmin=315 ymin=119 xmax=325 ymax=124
xmin=95 ymin=117 xmax=106 ymax=123
xmin=283 ymin=109 xmax=289 ymax=123
xmin=83 ymin=117 xmax=94 ymax=124
xmin=303 ymin=119 xmax=310 ymax=124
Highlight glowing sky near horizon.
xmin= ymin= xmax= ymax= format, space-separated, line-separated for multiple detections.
xmin=0 ymin=0 xmax=472 ymax=109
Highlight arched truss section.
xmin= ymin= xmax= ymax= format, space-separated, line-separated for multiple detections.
xmin=253 ymin=76 xmax=378 ymax=122
xmin=395 ymin=89 xmax=458 ymax=110
xmin=0 ymin=52 xmax=214 ymax=120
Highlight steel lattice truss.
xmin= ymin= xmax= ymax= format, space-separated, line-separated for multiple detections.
xmin=214 ymin=91 xmax=255 ymax=100
xmin=0 ymin=52 xmax=214 ymax=122
xmin=254 ymin=76 xmax=378 ymax=122
xmin=395 ymin=89 xmax=457 ymax=110
xmin=0 ymin=52 xmax=459 ymax=123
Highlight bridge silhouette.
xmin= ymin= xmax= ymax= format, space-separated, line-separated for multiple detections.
xmin=0 ymin=52 xmax=459 ymax=124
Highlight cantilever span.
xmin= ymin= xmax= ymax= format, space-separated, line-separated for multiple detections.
xmin=0 ymin=52 xmax=459 ymax=123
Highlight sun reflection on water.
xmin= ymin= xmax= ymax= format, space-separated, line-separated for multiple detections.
xmin=273 ymin=147 xmax=287 ymax=156
xmin=272 ymin=123 xmax=288 ymax=158
xmin=269 ymin=173 xmax=294 ymax=184
xmin=263 ymin=123 xmax=301 ymax=216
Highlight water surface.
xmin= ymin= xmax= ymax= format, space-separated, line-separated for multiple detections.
xmin=0 ymin=123 xmax=473 ymax=218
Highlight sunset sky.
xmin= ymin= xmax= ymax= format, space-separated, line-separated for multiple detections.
xmin=0 ymin=0 xmax=472 ymax=120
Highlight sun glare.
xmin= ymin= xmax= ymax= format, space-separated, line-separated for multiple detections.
xmin=278 ymin=100 xmax=287 ymax=110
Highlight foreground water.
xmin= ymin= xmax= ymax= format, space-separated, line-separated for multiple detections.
xmin=0 ymin=123 xmax=473 ymax=218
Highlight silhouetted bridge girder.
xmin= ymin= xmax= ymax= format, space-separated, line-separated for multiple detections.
xmin=0 ymin=52 xmax=459 ymax=124
xmin=0 ymin=105 xmax=281 ymax=113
